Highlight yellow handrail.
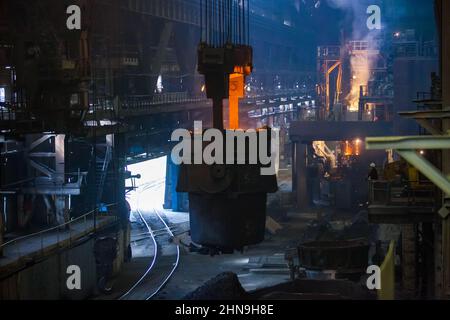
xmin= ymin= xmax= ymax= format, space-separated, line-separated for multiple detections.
xmin=378 ymin=240 xmax=395 ymax=300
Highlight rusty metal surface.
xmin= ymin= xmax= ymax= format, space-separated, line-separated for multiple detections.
xmin=177 ymin=131 xmax=278 ymax=252
xmin=251 ymin=279 xmax=375 ymax=300
xmin=298 ymin=238 xmax=369 ymax=274
xmin=188 ymin=192 xmax=268 ymax=251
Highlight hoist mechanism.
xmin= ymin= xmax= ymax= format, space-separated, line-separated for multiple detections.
xmin=198 ymin=0 xmax=252 ymax=130
xmin=177 ymin=0 xmax=278 ymax=254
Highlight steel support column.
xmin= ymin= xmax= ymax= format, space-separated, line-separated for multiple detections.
xmin=416 ymin=119 xmax=443 ymax=136
xmin=440 ymin=0 xmax=450 ymax=298
xmin=0 ymin=200 xmax=3 ymax=256
xmin=54 ymin=134 xmax=68 ymax=225
xmin=366 ymin=137 xmax=450 ymax=196
xmin=396 ymin=150 xmax=450 ymax=196
xmin=150 ymin=22 xmax=174 ymax=94
xmin=114 ymin=133 xmax=128 ymax=225
xmin=294 ymin=141 xmax=308 ymax=209
xmin=174 ymin=24 xmax=197 ymax=97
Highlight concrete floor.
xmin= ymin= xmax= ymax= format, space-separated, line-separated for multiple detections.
xmin=99 ymin=208 xmax=316 ymax=300
xmin=0 ymin=215 xmax=116 ymax=272
xmin=95 ymin=167 xmax=341 ymax=300
xmin=154 ymin=210 xmax=315 ymax=299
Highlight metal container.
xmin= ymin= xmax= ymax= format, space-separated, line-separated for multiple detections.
xmin=177 ymin=131 xmax=278 ymax=252
xmin=298 ymin=238 xmax=369 ymax=274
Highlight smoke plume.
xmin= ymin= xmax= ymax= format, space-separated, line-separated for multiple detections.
xmin=326 ymin=0 xmax=382 ymax=110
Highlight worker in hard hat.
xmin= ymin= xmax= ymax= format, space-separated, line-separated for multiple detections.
xmin=368 ymin=163 xmax=379 ymax=181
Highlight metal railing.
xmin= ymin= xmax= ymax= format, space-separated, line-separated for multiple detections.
xmin=89 ymin=93 xmax=206 ymax=113
xmin=378 ymin=241 xmax=395 ymax=300
xmin=0 ymin=203 xmax=117 ymax=261
xmin=368 ymin=180 xmax=436 ymax=207
xmin=0 ymin=103 xmax=19 ymax=121
xmin=415 ymin=92 xmax=442 ymax=108
xmin=416 ymin=91 xmax=433 ymax=101
xmin=359 ymin=84 xmax=393 ymax=99
xmin=148 ymin=92 xmax=198 ymax=104
xmin=317 ymin=46 xmax=341 ymax=58
xmin=1 ymin=171 xmax=88 ymax=193
xmin=96 ymin=145 xmax=112 ymax=203
xmin=87 ymin=89 xmax=310 ymax=117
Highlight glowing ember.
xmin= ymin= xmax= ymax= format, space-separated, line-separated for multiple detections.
xmin=347 ymin=53 xmax=371 ymax=111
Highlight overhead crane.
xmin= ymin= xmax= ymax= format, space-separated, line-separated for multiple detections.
xmin=177 ymin=0 xmax=278 ymax=253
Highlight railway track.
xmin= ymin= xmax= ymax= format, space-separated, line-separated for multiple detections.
xmin=119 ymin=182 xmax=180 ymax=300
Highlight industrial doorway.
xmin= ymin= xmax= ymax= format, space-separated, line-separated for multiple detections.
xmin=126 ymin=156 xmax=167 ymax=222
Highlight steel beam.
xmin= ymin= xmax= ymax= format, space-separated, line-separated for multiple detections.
xmin=21 ymin=182 xmax=83 ymax=195
xmin=398 ymin=110 xmax=450 ymax=135
xmin=366 ymin=136 xmax=450 ymax=196
xmin=399 ymin=110 xmax=450 ymax=119
xmin=439 ymin=0 xmax=450 ymax=297
xmin=19 ymin=188 xmax=81 ymax=196
xmin=28 ymin=152 xmax=56 ymax=157
xmin=291 ymin=121 xmax=393 ymax=141
xmin=29 ymin=159 xmax=55 ymax=178
xmin=326 ymin=60 xmax=341 ymax=114
xmin=396 ymin=150 xmax=450 ymax=196
xmin=28 ymin=134 xmax=54 ymax=151
xmin=366 ymin=136 xmax=450 ymax=150
xmin=150 ymin=22 xmax=174 ymax=94
xmin=294 ymin=142 xmax=309 ymax=209
xmin=55 ymin=135 xmax=66 ymax=223
xmin=0 ymin=201 xmax=3 ymax=256
xmin=416 ymin=119 xmax=443 ymax=136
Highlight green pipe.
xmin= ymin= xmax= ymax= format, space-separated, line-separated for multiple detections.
xmin=366 ymin=136 xmax=450 ymax=150
xmin=397 ymin=150 xmax=450 ymax=196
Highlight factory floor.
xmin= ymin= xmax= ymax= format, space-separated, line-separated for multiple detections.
xmin=95 ymin=165 xmax=375 ymax=300
xmin=154 ymin=209 xmax=315 ymax=299
xmin=94 ymin=166 xmax=327 ymax=300
xmin=94 ymin=207 xmax=318 ymax=300
xmin=0 ymin=215 xmax=116 ymax=273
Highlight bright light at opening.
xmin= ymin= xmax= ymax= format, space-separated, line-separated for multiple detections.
xmin=420 ymin=150 xmax=425 ymax=155
xmin=201 ymin=84 xmax=205 ymax=92
xmin=0 ymin=88 xmax=5 ymax=103
xmin=156 ymin=75 xmax=163 ymax=93
xmin=126 ymin=156 xmax=167 ymax=221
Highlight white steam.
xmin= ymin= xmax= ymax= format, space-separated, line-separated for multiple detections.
xmin=326 ymin=0 xmax=382 ymax=109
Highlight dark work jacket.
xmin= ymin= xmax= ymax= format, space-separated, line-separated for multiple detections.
xmin=368 ymin=168 xmax=379 ymax=180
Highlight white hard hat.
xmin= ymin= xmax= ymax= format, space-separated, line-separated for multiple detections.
xmin=370 ymin=163 xmax=376 ymax=168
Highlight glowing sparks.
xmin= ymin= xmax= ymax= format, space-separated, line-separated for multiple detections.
xmin=347 ymin=48 xmax=372 ymax=111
